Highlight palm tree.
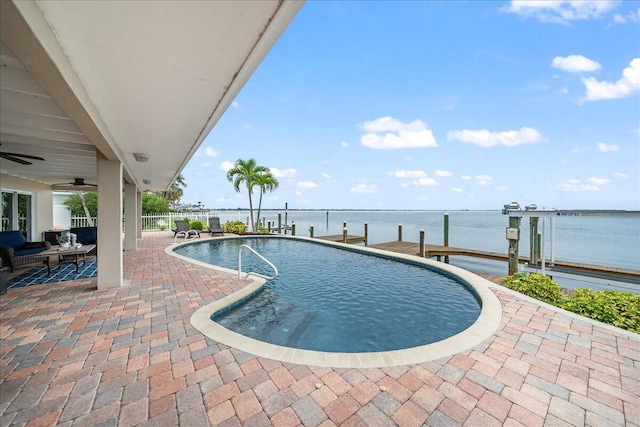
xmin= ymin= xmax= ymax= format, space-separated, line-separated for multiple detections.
xmin=157 ymin=174 xmax=186 ymax=207
xmin=254 ymin=171 xmax=279 ymax=229
xmin=226 ymin=158 xmax=269 ymax=231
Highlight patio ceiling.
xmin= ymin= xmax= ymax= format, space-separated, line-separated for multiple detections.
xmin=0 ymin=0 xmax=303 ymax=191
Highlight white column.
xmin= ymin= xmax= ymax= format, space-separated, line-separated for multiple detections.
xmin=97 ymin=153 xmax=123 ymax=289
xmin=136 ymin=190 xmax=142 ymax=238
xmin=124 ymin=182 xmax=137 ymax=251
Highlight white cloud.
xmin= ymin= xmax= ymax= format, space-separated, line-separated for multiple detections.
xmin=495 ymin=185 xmax=509 ymax=191
xmin=390 ymin=170 xmax=427 ymax=178
xmin=350 ymin=184 xmax=378 ymax=194
xmin=295 ymin=191 xmax=303 ymax=196
xmin=461 ymin=175 xmax=472 ymax=180
xmin=321 ymin=173 xmax=332 ymax=179
xmin=297 ymin=181 xmax=317 ymax=189
xmin=475 ymin=175 xmax=493 ymax=186
xmin=220 ymin=161 xmax=234 ymax=172
xmin=597 ymin=143 xmax=619 ymax=152
xmin=587 ymin=177 xmax=611 ymax=185
xmin=400 ymin=183 xmax=409 ymax=188
xmin=413 ymin=178 xmax=437 ymax=186
xmin=242 ymin=123 xmax=255 ymax=130
xmin=231 ymin=101 xmax=239 ymax=109
xmin=204 ymin=147 xmax=219 ymax=158
xmin=341 ymin=141 xmax=349 ymax=148
xmin=405 ymin=156 xmax=413 ymax=161
xmin=451 ymin=187 xmax=463 ymax=193
xmin=614 ymin=172 xmax=629 ymax=179
xmin=554 ymin=179 xmax=600 ymax=191
xmin=613 ymin=9 xmax=640 ymax=23
xmin=552 ymin=55 xmax=601 ymax=73
xmin=582 ymin=58 xmax=640 ymax=101
xmin=360 ymin=116 xmax=438 ymax=149
xmin=270 ymin=168 xmax=296 ymax=178
xmin=447 ymin=127 xmax=543 ymax=147
xmin=501 ymin=1 xmax=619 ymax=24
xmin=435 ymin=170 xmax=452 ymax=177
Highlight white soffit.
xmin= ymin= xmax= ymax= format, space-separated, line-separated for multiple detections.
xmin=5 ymin=1 xmax=302 ymax=190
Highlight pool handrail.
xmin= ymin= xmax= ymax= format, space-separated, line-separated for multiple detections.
xmin=238 ymin=244 xmax=278 ymax=281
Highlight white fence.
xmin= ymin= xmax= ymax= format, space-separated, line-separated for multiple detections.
xmin=71 ymin=212 xmax=219 ymax=230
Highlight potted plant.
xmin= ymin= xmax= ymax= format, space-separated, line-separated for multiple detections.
xmin=57 ymin=232 xmax=71 ymax=249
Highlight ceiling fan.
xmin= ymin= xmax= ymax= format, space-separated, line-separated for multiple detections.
xmin=55 ymin=178 xmax=98 ymax=187
xmin=0 ymin=143 xmax=45 ymax=165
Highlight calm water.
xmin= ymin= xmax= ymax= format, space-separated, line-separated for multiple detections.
xmin=175 ymin=237 xmax=481 ymax=352
xmin=212 ymin=210 xmax=639 ymax=292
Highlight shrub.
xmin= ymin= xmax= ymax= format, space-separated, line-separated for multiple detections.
xmin=223 ymin=220 xmax=247 ymax=234
xmin=502 ymin=272 xmax=640 ymax=333
xmin=561 ymin=289 xmax=640 ymax=333
xmin=502 ymin=273 xmax=564 ymax=305
xmin=257 ymin=225 xmax=271 ymax=235
xmin=189 ymin=220 xmax=204 ymax=231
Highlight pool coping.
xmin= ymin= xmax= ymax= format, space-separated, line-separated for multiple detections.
xmin=168 ymin=235 xmax=503 ymax=368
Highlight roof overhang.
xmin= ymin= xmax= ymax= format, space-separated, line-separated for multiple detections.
xmin=1 ymin=0 xmax=303 ymax=191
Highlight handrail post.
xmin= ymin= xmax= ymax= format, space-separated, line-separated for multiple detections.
xmin=238 ymin=244 xmax=278 ymax=281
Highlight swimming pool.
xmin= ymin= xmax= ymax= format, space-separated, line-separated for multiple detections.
xmin=175 ymin=235 xmax=502 ymax=367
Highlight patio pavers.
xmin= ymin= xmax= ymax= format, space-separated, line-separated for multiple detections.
xmin=1 ymin=232 xmax=638 ymax=426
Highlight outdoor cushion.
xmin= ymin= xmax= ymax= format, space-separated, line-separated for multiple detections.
xmin=0 ymin=231 xmax=51 ymax=272
xmin=0 ymin=231 xmax=27 ymax=249
xmin=70 ymin=227 xmax=97 ymax=245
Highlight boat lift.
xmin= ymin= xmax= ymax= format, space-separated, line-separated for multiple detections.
xmin=502 ymin=203 xmax=640 ymax=290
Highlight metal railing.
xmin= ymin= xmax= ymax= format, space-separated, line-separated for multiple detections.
xmin=238 ymin=244 xmax=278 ymax=282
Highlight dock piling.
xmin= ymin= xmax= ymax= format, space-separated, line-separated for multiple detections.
xmin=364 ymin=223 xmax=368 ymax=246
xmin=342 ymin=227 xmax=347 ymax=243
xmin=309 ymin=225 xmax=314 ymax=238
xmin=278 ymin=213 xmax=282 ymax=234
xmin=420 ymin=229 xmax=425 ymax=257
xmin=292 ymin=222 xmax=296 ymax=236
xmin=507 ymin=216 xmax=521 ymax=275
xmin=444 ymin=213 xmax=449 ymax=263
xmin=398 ymin=224 xmax=402 ymax=242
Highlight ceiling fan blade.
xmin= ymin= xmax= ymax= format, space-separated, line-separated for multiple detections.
xmin=0 ymin=152 xmax=45 ymax=161
xmin=1 ymin=153 xmax=32 ymax=165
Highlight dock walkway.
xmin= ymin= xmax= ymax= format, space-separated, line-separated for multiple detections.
xmin=316 ymin=234 xmax=640 ymax=286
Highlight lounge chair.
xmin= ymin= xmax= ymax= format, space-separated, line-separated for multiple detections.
xmin=172 ymin=220 xmax=190 ymax=236
xmin=208 ymin=217 xmax=224 ymax=236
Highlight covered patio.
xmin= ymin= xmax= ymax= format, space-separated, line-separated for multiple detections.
xmin=1 ymin=0 xmax=303 ymax=289
xmin=1 ymin=231 xmax=638 ymax=425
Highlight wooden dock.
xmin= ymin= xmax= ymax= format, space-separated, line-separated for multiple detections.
xmin=315 ymin=234 xmax=640 ymax=285
xmin=316 ymin=234 xmax=367 ymax=244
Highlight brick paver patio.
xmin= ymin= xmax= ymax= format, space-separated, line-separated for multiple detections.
xmin=1 ymin=232 xmax=638 ymax=426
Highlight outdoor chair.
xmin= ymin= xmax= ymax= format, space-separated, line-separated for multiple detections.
xmin=208 ymin=217 xmax=224 ymax=236
xmin=172 ymin=220 xmax=190 ymax=236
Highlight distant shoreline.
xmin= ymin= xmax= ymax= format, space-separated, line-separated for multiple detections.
xmin=210 ymin=208 xmax=498 ymax=212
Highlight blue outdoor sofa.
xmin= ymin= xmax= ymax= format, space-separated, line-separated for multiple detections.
xmin=0 ymin=231 xmax=51 ymax=272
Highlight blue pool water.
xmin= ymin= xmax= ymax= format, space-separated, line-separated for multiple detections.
xmin=174 ymin=237 xmax=482 ymax=353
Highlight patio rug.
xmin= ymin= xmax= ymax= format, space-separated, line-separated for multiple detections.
xmin=7 ymin=261 xmax=97 ymax=289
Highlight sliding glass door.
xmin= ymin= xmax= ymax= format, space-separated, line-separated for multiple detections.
xmin=1 ymin=191 xmax=32 ymax=237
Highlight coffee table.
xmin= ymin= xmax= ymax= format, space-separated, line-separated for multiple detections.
xmin=35 ymin=244 xmax=97 ymax=277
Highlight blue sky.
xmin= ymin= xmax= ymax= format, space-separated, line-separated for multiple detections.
xmin=181 ymin=1 xmax=640 ymax=211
